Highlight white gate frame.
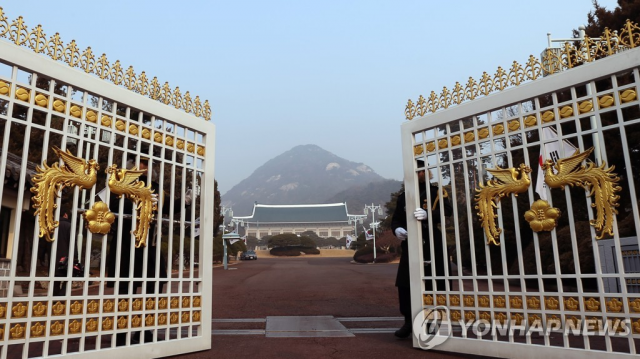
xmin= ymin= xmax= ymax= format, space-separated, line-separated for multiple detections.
xmin=401 ymin=48 xmax=640 ymax=358
xmin=0 ymin=35 xmax=214 ymax=358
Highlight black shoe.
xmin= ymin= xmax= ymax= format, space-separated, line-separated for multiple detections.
xmin=394 ymin=323 xmax=412 ymax=338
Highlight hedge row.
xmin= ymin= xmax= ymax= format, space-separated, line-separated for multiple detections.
xmin=269 ymin=246 xmax=320 ymax=256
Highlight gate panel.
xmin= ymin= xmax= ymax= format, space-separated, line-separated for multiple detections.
xmin=401 ymin=24 xmax=640 ymax=358
xmin=0 ymin=8 xmax=214 ymax=358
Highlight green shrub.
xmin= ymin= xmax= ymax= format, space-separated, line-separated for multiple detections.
xmin=270 ymin=247 xmax=301 ymax=256
xmin=269 ymin=246 xmax=321 ymax=256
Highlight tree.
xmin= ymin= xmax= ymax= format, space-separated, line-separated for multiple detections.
xmin=245 ymin=236 xmax=259 ymax=248
xmin=382 ymin=184 xmax=404 ymax=230
xmin=213 ymin=180 xmax=223 ymax=237
xmin=578 ymin=0 xmax=640 ymax=38
xmin=375 ymin=230 xmax=401 ymax=254
xmin=229 ymin=240 xmax=247 ymax=256
xmin=268 ymin=233 xmax=300 ymax=248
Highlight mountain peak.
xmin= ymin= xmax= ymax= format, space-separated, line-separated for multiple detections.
xmin=222 ymin=144 xmax=386 ymax=215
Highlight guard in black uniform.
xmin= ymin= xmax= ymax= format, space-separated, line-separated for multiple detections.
xmin=391 ymin=162 xmax=452 ymax=338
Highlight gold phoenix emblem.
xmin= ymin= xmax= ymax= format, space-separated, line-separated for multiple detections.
xmin=83 ymin=201 xmax=115 ymax=234
xmin=524 ymin=200 xmax=561 ymax=232
xmin=107 ymin=164 xmax=158 ymax=247
xmin=542 ymin=147 xmax=621 ymax=239
xmin=475 ymin=164 xmax=532 ymax=245
xmin=31 ymin=147 xmax=98 ymax=242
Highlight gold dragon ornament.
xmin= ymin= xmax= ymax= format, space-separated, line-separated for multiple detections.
xmin=542 ymin=147 xmax=621 ymax=239
xmin=106 ymin=164 xmax=158 ymax=247
xmin=31 ymin=147 xmax=98 ymax=242
xmin=475 ymin=164 xmax=532 ymax=245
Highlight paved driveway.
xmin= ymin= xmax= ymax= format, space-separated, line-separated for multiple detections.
xmin=168 ymin=257 xmax=491 ymax=359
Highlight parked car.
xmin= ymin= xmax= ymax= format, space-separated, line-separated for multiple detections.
xmin=240 ymin=250 xmax=257 ymax=260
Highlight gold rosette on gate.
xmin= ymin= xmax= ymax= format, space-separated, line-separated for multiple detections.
xmin=83 ymin=201 xmax=115 ymax=234
xmin=106 ymin=164 xmax=158 ymax=247
xmin=524 ymin=200 xmax=560 ymax=232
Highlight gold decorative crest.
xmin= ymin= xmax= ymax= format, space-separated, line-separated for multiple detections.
xmin=405 ymin=20 xmax=640 ymax=120
xmin=30 ymin=147 xmax=98 ymax=242
xmin=83 ymin=201 xmax=115 ymax=234
xmin=0 ymin=7 xmax=211 ymax=121
xmin=107 ymin=164 xmax=158 ymax=247
xmin=475 ymin=164 xmax=531 ymax=245
xmin=542 ymin=147 xmax=621 ymax=239
xmin=524 ymin=200 xmax=561 ymax=232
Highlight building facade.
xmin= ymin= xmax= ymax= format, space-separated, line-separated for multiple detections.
xmin=235 ymin=203 xmax=354 ymax=239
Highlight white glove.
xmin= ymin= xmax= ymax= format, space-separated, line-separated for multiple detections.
xmin=185 ymin=189 xmax=193 ymax=205
xmin=414 ymin=208 xmax=427 ymax=221
xmin=394 ymin=227 xmax=408 ymax=240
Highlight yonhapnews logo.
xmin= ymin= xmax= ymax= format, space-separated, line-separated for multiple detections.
xmin=412 ymin=306 xmax=452 ymax=350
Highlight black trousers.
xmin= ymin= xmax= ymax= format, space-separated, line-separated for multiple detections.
xmin=398 ymin=286 xmax=412 ymax=325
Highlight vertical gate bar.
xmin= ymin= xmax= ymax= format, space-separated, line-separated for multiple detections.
xmin=485 ymin=116 xmax=501 ymax=343
xmin=177 ymin=155 xmax=186 ymax=339
xmin=615 ymin=68 xmax=640 ymax=355
xmin=598 ymin=74 xmax=632 ymax=353
xmin=580 ymin=79 xmax=605 ymax=351
xmin=553 ymin=103 xmax=590 ymax=350
xmin=166 ymin=147 xmax=176 ymax=341
xmin=189 ymin=165 xmax=196 ymax=296
xmin=518 ymin=108 xmax=530 ymax=344
xmin=526 ymin=103 xmax=550 ymax=347
xmin=401 ymin=126 xmax=423 ymax=347
xmin=448 ymin=156 xmax=464 ymax=299
xmin=462 ymin=155 xmax=480 ymax=333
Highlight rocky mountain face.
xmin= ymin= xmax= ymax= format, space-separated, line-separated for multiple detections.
xmin=221 ymin=144 xmax=394 ymax=216
xmin=324 ymin=179 xmax=402 ymax=216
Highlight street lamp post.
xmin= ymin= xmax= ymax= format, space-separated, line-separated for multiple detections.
xmin=222 ymin=231 xmax=241 ymax=270
xmin=218 ymin=225 xmax=228 ymax=270
xmin=364 ymin=204 xmax=383 ymax=263
xmin=347 ymin=214 xmax=365 ymax=249
xmin=230 ymin=218 xmax=247 ymax=248
xmin=221 ymin=206 xmax=233 ymax=227
xmin=231 ymin=218 xmax=245 ymax=234
xmin=348 ymin=215 xmax=365 ymax=238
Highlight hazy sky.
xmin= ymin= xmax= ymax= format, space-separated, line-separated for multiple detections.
xmin=1 ymin=0 xmax=618 ymax=194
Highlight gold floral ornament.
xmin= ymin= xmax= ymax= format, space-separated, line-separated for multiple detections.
xmin=10 ymin=324 xmax=25 ymax=339
xmin=524 ymin=200 xmax=560 ymax=232
xmin=30 ymin=147 xmax=98 ymax=242
xmin=542 ymin=147 xmax=621 ymax=239
xmin=83 ymin=201 xmax=115 ymax=234
xmin=106 ymin=164 xmax=158 ymax=247
xmin=475 ymin=164 xmax=532 ymax=245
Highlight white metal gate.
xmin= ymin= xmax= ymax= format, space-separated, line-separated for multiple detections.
xmin=0 ymin=7 xmax=214 ymax=358
xmin=402 ymin=22 xmax=640 ymax=358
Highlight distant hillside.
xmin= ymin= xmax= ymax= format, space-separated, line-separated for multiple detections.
xmin=222 ymin=144 xmax=387 ymax=215
xmin=324 ymin=179 xmax=402 ymax=216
